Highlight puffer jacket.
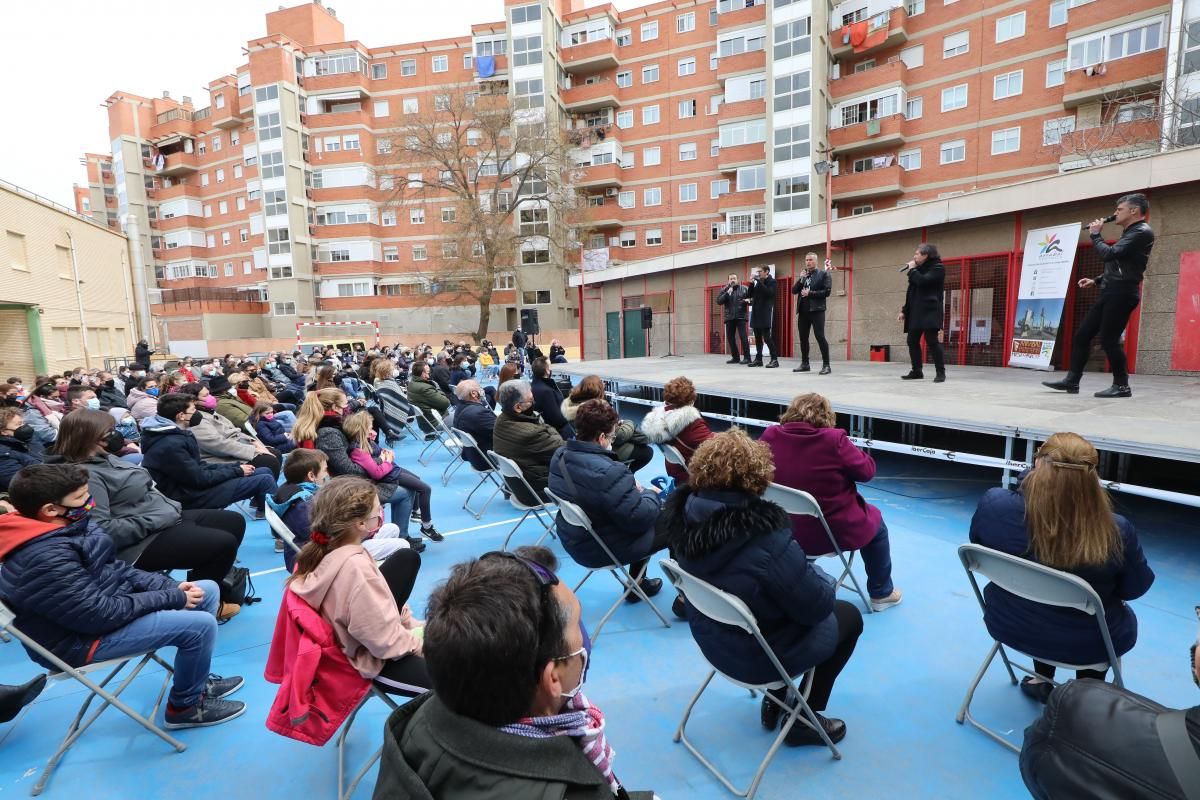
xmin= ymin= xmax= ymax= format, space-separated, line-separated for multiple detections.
xmin=314 ymin=416 xmax=398 ymax=506
xmin=0 ymin=434 xmax=44 ymax=491
xmin=255 ymin=415 xmax=295 ymax=453
xmin=561 ymin=399 xmax=643 ymax=465
xmin=191 ymin=410 xmax=257 ymax=463
xmin=215 ymin=393 xmax=252 ymax=430
xmin=407 ymin=378 xmax=449 ymax=433
xmin=531 ymin=376 xmax=573 ymax=437
xmin=0 ymin=515 xmax=184 ymax=668
xmin=267 ymin=482 xmax=316 ymax=572
xmin=140 ymin=414 xmax=246 ymax=510
xmin=492 ymin=409 xmax=563 ymax=506
xmin=640 ymin=404 xmax=714 ymax=484
xmin=663 ymin=486 xmax=838 ymax=684
xmin=547 ymin=440 xmax=662 ymax=568
xmin=126 ymin=388 xmax=159 ymax=421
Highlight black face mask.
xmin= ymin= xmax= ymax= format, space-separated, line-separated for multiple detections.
xmin=188 ymin=410 xmax=204 ymax=428
xmin=104 ymin=429 xmax=126 ymax=454
xmin=238 ymin=381 xmax=250 ymax=390
xmin=11 ymin=425 xmax=34 ymax=443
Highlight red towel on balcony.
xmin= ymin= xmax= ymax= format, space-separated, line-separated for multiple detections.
xmin=848 ymin=20 xmax=869 ymax=48
xmin=855 ymin=25 xmax=889 ymax=52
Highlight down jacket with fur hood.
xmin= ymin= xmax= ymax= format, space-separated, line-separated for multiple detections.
xmin=639 ymin=403 xmax=714 ymax=483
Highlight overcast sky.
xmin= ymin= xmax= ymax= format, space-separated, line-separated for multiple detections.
xmin=0 ymin=0 xmax=638 ymax=209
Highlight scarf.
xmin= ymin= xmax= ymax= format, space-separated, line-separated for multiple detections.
xmin=498 ymin=692 xmax=620 ymax=795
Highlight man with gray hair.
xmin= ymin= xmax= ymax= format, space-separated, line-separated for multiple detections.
xmin=453 ymin=380 xmax=497 ymax=472
xmin=492 ymin=380 xmax=563 ymax=506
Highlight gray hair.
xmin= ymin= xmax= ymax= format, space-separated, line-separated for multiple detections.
xmin=454 ymin=380 xmax=481 ymax=401
xmin=497 ymin=379 xmax=532 ymax=413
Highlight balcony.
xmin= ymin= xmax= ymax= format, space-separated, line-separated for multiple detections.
xmin=305 ymin=69 xmax=370 ymax=97
xmin=475 ymin=54 xmax=509 ymax=82
xmin=1056 ymin=119 xmax=1162 ymax=163
xmin=830 ymin=113 xmax=906 ymax=155
xmin=831 ymin=164 xmax=904 ymax=202
xmin=717 ymin=97 xmax=766 ymax=123
xmin=561 ymin=79 xmax=621 ymax=112
xmin=832 ymin=7 xmax=909 ymax=59
xmin=560 ymin=37 xmax=619 ymax=74
xmin=585 ymin=213 xmax=623 ymax=229
xmin=158 ymin=151 xmax=200 ymax=177
xmin=831 ymin=58 xmax=908 ymax=101
xmin=717 ymin=189 xmax=765 ymax=213
xmin=717 ymin=50 xmax=766 ymax=83
xmin=154 ymin=181 xmax=193 ymax=201
xmin=155 ymin=214 xmax=204 ymax=232
xmin=305 ymin=108 xmax=371 ymax=130
xmin=717 ymin=3 xmax=765 ymax=30
xmin=1062 ymin=50 xmax=1165 ymax=108
xmin=151 ymin=287 xmax=267 ymax=316
xmin=1066 ymin=0 xmax=1162 ymax=35
xmin=238 ymin=91 xmax=254 ymax=116
xmin=717 ymin=142 xmax=765 ymax=171
xmin=573 ymin=161 xmax=624 ymax=190
xmin=212 ymin=99 xmax=241 ymax=129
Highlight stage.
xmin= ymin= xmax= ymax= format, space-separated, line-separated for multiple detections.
xmin=552 ymin=355 xmax=1200 ymax=506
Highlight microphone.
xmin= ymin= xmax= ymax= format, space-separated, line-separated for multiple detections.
xmin=899 ymin=263 xmax=913 ymax=272
xmin=1093 ymin=214 xmax=1117 ymax=224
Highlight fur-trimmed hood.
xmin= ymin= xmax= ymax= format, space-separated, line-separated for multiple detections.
xmin=664 ymin=486 xmax=791 ymax=560
xmin=640 ymin=403 xmax=702 ymax=444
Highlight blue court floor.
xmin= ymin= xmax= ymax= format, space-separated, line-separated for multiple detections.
xmin=1 ymin=408 xmax=1196 ymax=799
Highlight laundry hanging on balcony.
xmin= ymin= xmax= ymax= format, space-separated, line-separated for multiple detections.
xmin=476 ymin=56 xmax=496 ymax=78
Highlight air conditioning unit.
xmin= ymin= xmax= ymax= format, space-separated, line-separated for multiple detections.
xmin=605 ymin=187 xmax=619 ymax=197
xmin=608 ymin=236 xmax=621 ymax=247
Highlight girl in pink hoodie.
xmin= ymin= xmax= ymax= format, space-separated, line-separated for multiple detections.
xmin=287 ymin=476 xmax=429 ymax=695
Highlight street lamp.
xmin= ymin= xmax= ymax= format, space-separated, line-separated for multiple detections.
xmin=814 ymin=153 xmax=835 ymax=270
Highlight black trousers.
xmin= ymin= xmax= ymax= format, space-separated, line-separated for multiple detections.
xmin=1067 ymin=293 xmax=1139 ymax=385
xmin=1034 ymin=660 xmax=1107 ymax=683
xmin=134 ymin=510 xmax=246 ymax=602
xmin=630 ymin=525 xmax=674 ymax=581
xmin=797 ymin=311 xmax=830 ymax=365
xmin=626 ymin=443 xmax=654 ymax=474
xmin=391 ymin=467 xmax=432 ymax=524
xmin=724 ymin=320 xmax=750 ymax=361
xmin=906 ymin=328 xmax=945 ymax=374
xmin=753 ymin=326 xmax=777 ymax=361
xmin=771 ymin=599 xmax=864 ymax=712
xmin=374 ymin=549 xmax=431 ymax=696
xmin=251 ymin=451 xmax=281 ymax=479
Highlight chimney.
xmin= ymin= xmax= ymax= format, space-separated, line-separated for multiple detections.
xmin=182 ymin=95 xmax=191 ymax=105
xmin=162 ymin=91 xmax=170 ymax=99
xmin=327 ymin=7 xmax=336 ymax=17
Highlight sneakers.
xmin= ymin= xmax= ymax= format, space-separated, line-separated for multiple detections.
xmin=420 ymin=523 xmax=444 ymax=542
xmin=164 ymin=694 xmax=247 ymax=729
xmin=273 ymin=538 xmax=285 ymax=553
xmin=205 ymin=674 xmax=245 ymax=699
xmin=870 ymin=588 xmax=903 ymax=612
xmin=1020 ymin=677 xmax=1054 ymax=705
xmin=252 ymin=506 xmax=266 ymax=521
xmin=785 ymin=713 xmax=847 ymax=747
xmin=217 ymin=602 xmax=241 ymax=622
xmin=625 ymin=577 xmax=663 ymax=603
xmin=410 ymin=508 xmax=422 ymax=523
xmin=406 ymin=536 xmax=427 ymax=553
xmin=747 ymin=359 xmax=763 ymax=368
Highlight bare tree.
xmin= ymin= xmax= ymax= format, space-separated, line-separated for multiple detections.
xmin=378 ymin=87 xmax=583 ymax=343
xmin=1046 ymin=84 xmax=1200 ymax=169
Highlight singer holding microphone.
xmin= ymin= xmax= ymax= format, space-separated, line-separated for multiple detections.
xmin=716 ymin=272 xmax=752 ymax=365
xmin=745 ymin=265 xmax=780 ymax=368
xmin=1043 ymin=194 xmax=1153 ymax=399
xmin=792 ymin=252 xmax=833 ymax=374
xmin=898 ymin=244 xmax=946 ymax=382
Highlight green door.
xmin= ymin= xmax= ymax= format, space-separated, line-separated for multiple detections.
xmin=622 ymin=310 xmax=647 ymax=358
xmin=606 ymin=312 xmax=621 ymax=359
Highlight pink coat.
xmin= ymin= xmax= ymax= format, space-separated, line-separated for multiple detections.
xmin=759 ymin=421 xmax=883 ymax=555
xmin=264 ymin=589 xmax=370 ymax=746
xmin=348 ymin=444 xmax=392 ymax=481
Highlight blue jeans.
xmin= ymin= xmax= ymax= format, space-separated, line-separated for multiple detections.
xmin=229 ymin=468 xmax=277 ymax=508
xmin=90 ymin=579 xmax=220 ymax=708
xmin=120 ymin=452 xmax=144 ymax=466
xmin=386 ymin=485 xmax=417 ymax=528
xmin=859 ymin=519 xmax=894 ymax=599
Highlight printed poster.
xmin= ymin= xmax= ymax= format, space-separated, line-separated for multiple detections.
xmin=1009 ymin=223 xmax=1081 ymax=370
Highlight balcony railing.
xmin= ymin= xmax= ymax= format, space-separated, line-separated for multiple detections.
xmin=1062 ymin=49 xmax=1166 ymax=108
xmin=831 ymin=58 xmax=908 ymax=100
xmin=831 ymin=163 xmax=905 ymax=201
xmin=561 ymin=79 xmax=621 ymax=112
xmin=830 ymin=112 xmax=907 ymax=154
xmin=832 ymin=7 xmax=909 ymax=58
xmin=560 ymin=36 xmax=618 ymax=74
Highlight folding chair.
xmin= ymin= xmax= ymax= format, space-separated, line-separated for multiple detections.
xmin=373 ymin=385 xmax=420 ymax=443
xmin=336 ymin=686 xmax=400 ymax=800
xmin=487 ymin=450 xmax=557 ymax=550
xmin=955 ymin=543 xmax=1125 ymax=753
xmin=762 ymin=483 xmax=873 ymax=614
xmin=428 ymin=408 xmax=466 ymax=485
xmin=658 ymin=442 xmax=689 ymax=477
xmin=659 ymin=559 xmax=841 ymax=799
xmin=0 ymin=599 xmax=186 ymax=796
xmin=243 ymin=421 xmax=261 ymax=440
xmin=265 ymin=504 xmax=302 ymax=555
xmin=545 ymin=489 xmax=670 ymax=641
xmin=450 ymin=428 xmax=505 ymax=519
xmin=412 ymin=407 xmax=450 ymax=466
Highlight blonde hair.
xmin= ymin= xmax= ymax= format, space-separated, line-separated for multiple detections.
xmin=1022 ymin=432 xmax=1121 ymax=570
xmin=292 ymin=388 xmax=346 ymax=444
xmin=289 ymin=477 xmax=379 ymax=579
xmin=689 ymin=429 xmax=774 ymax=496
xmin=342 ymin=410 xmax=375 ymax=451
xmin=372 ymin=358 xmax=394 ymax=383
xmin=780 ymin=393 xmax=836 ymax=427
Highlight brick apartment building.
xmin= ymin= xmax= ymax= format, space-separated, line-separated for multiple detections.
xmin=72 ymin=0 xmax=1197 ymax=353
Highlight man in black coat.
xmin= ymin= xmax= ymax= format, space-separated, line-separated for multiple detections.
xmin=429 ymin=355 xmax=454 ymax=397
xmin=133 ymin=339 xmax=155 ymax=371
xmin=899 ymin=243 xmax=946 ymax=382
xmin=745 ymin=265 xmax=779 ymax=369
xmin=452 ymin=380 xmax=496 ymax=471
xmin=792 ymin=252 xmax=833 ymax=374
xmin=1044 ymin=193 xmax=1154 ymax=399
xmin=715 ymin=273 xmax=751 ymax=365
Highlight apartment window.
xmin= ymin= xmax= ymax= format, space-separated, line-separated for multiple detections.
xmin=518 ymin=207 xmax=548 ymax=236
xmin=1177 ymin=97 xmax=1200 ymax=144
xmin=854 ymin=60 xmax=876 ymax=74
xmin=218 ymin=200 xmax=228 ymax=215
xmin=376 ymin=138 xmax=393 ymax=155
xmin=520 ymin=246 xmax=549 ymax=265
xmin=680 ymin=224 xmax=698 ymax=243
xmin=905 ymin=97 xmax=923 ymax=120
xmin=466 ymin=130 xmax=481 ymax=146
xmin=642 ymin=105 xmax=660 ymax=125
xmin=840 ymin=92 xmax=898 ymax=125
xmin=727 ymin=211 xmax=766 ymax=234
xmin=940 ymin=139 xmax=966 ymax=164
xmin=898 ymin=149 xmax=921 ymax=170
xmin=616 ymin=28 xmax=632 ymax=46
xmin=237 ymin=196 xmax=246 ymax=211
xmin=233 ymin=164 xmax=243 ymax=179
xmin=273 ymin=302 xmax=296 ymax=316
xmin=906 ymin=0 xmax=925 ymax=15
xmin=679 ymin=58 xmax=696 ymax=77
xmin=410 ymin=208 xmax=425 ymax=224
xmin=941 ymin=84 xmax=968 ymax=112
xmin=512 ymin=36 xmax=543 ymax=67
xmin=641 ymin=20 xmax=658 ymax=41
xmin=1046 ymin=58 xmax=1066 ymax=87
xmin=514 ymin=78 xmax=544 ymax=110
xmin=773 ymin=175 xmax=809 ymax=212
xmin=619 ymin=230 xmax=636 ymax=247
xmin=773 ymin=18 xmax=811 ymax=60
xmin=431 ymin=55 xmax=448 ymax=73
xmin=616 ymin=70 xmax=632 ymax=88
xmin=1070 ymin=18 xmax=1163 ymax=70
xmin=371 ymin=63 xmax=387 ymax=79
xmin=736 ymin=165 xmax=766 ymax=191
xmin=324 ymin=137 xmax=343 ymax=153
xmin=617 ymin=190 xmax=634 ymax=208
xmin=711 ymin=179 xmax=730 ymax=198
xmin=412 ymin=245 xmax=427 ymax=260
xmin=215 ymin=94 xmax=225 ymax=109
xmin=212 ymin=136 xmax=222 ymax=152
xmin=900 ymin=44 xmax=924 ymax=69
xmin=643 ymin=187 xmax=662 ymax=206
xmin=719 ymin=28 xmax=766 ymax=58
xmin=201 ymin=173 xmax=210 ymax=187
xmin=1116 ymin=101 xmax=1155 ymax=123
xmin=1184 ymin=19 xmax=1200 ymax=75
xmin=266 ymin=190 xmax=288 ymax=215
xmin=403 ymin=98 xmax=418 ymax=114
xmin=1049 ymin=0 xmax=1067 ymax=27
xmin=440 ymin=241 xmax=459 ymax=259
xmin=994 ymin=70 xmax=1023 ymax=99
xmin=644 ymin=146 xmax=661 ymax=166
xmin=616 ymin=110 xmax=633 ymax=129
xmin=996 ymin=12 xmax=1025 ymax=43
xmin=373 ymin=100 xmax=390 ymax=118
xmin=773 ymin=70 xmax=812 ymax=112
xmin=678 ymin=11 xmax=695 ymax=32
xmin=243 ymin=260 xmax=251 ymax=274
xmin=721 ymin=119 xmax=767 ymax=148
xmin=645 ymin=229 xmax=663 ymax=246
xmin=642 ymin=64 xmax=660 ymax=84
xmin=221 ymin=232 xmax=231 ymax=246
xmin=1043 ymin=116 xmax=1076 ymax=145
xmin=400 ymin=59 xmax=416 ymax=76
xmin=679 ymin=99 xmax=697 ymax=118
xmin=678 ymin=183 xmax=696 ymax=203
xmin=768 ymin=124 xmax=808 ymax=159
xmin=441 ymin=207 xmax=456 ymax=223
xmin=257 ymin=112 xmax=281 ymax=141
xmin=851 ymin=205 xmax=874 ymax=216
xmin=231 ymin=131 xmax=239 ymax=146
xmin=203 ymin=204 xmax=213 ymax=218
xmin=267 ymin=227 xmax=290 ymax=255
xmin=463 ymin=51 xmax=473 ymax=69
xmin=711 ymin=138 xmax=720 ymax=156
xmin=383 ymin=247 xmax=400 ymax=263
xmin=943 ymin=31 xmax=969 ymax=59
xmin=991 ymin=126 xmax=1021 ymax=154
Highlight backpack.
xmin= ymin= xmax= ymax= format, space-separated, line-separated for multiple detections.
xmin=221 ymin=565 xmax=261 ymax=609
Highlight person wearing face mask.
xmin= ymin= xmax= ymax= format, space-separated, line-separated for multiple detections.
xmin=95 ymin=372 xmax=128 ymax=410
xmin=0 ymin=407 xmax=44 ymax=491
xmin=1020 ymin=608 xmax=1200 ymax=799
xmin=493 ymin=380 xmax=564 ymax=506
xmin=23 ymin=381 xmax=64 ymax=446
xmin=267 ymin=449 xmax=331 ymax=571
xmin=123 ymin=367 xmax=147 ymax=397
xmin=64 ymin=385 xmax=101 ymax=416
xmin=375 ymin=545 xmax=656 ymax=800
xmin=407 ymin=361 xmax=451 ymax=435
xmin=127 ymin=376 xmax=162 ymax=422
xmin=171 ymin=384 xmax=282 ymax=482
xmin=209 ymin=373 xmax=253 ymax=430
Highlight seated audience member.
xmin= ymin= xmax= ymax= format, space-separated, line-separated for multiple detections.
xmin=429 ymin=355 xmax=454 ymax=396
xmin=343 ymin=411 xmax=442 ymax=543
xmin=178 ymin=383 xmax=281 ymax=479
xmin=164 ymin=371 xmax=189 ymax=395
xmin=141 ymin=393 xmax=277 ymax=516
xmin=375 ymin=545 xmax=655 ymax=799
xmin=251 ymin=402 xmax=296 ymax=454
xmin=95 ymin=372 xmax=128 ymax=410
xmin=449 ymin=356 xmax=473 ymax=387
xmin=0 ymin=407 xmax=43 ymax=491
xmin=210 ymin=373 xmax=253 ymax=430
xmin=1020 ymin=614 xmax=1200 ymax=800
xmin=641 ymin=376 xmax=715 ymax=485
xmin=268 ymin=449 xmax=329 ymax=571
xmin=760 ymin=393 xmax=901 ymax=612
xmin=177 ymin=359 xmax=197 ymax=384
xmin=126 ymin=375 xmax=162 ymax=421
xmin=664 ymin=430 xmax=863 ymax=746
xmin=969 ymin=432 xmax=1154 ymax=702
xmin=23 ymin=381 xmax=63 ymax=445
xmin=52 ymin=409 xmax=246 ymax=619
xmin=548 ymin=400 xmax=666 ymax=602
xmin=0 ymin=464 xmax=245 ymax=728
xmin=452 ymin=380 xmax=496 ymax=471
xmin=497 ymin=361 xmax=521 ymax=387
xmin=562 ymin=376 xmax=653 ymax=473
xmin=407 ymin=361 xmax=451 ymax=434
xmin=288 ymin=477 xmax=429 ymax=697
xmin=247 ymin=375 xmax=298 ymax=428
xmin=371 ymin=357 xmax=415 ymax=432
xmin=492 ymin=380 xmax=564 ymax=506
xmin=64 ymin=385 xmax=101 ymax=415
xmin=529 ymin=357 xmax=574 ymax=439
xmin=549 ymin=339 xmax=568 ymax=364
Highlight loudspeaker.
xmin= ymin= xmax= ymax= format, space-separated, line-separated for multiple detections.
xmin=520 ymin=307 xmax=540 ymax=335
xmin=640 ymin=306 xmax=653 ymax=329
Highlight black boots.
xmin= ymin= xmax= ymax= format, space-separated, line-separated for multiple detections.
xmin=0 ymin=675 xmax=46 ymax=723
xmin=819 ymin=364 xmax=832 ymax=375
xmin=901 ymin=370 xmax=923 ymax=380
xmin=1094 ymin=384 xmax=1133 ymax=398
xmin=793 ymin=362 xmax=811 ymax=373
xmin=1042 ymin=375 xmax=1080 ymax=394
xmin=747 ymin=359 xmax=763 ymax=368
xmin=933 ymin=370 xmax=946 ymax=383
xmin=726 ymin=357 xmax=740 ymax=364
xmin=765 ymin=359 xmax=780 ymax=369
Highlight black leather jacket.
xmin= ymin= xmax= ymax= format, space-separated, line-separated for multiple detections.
xmin=792 ymin=268 xmax=832 ymax=314
xmin=1092 ymin=220 xmax=1154 ymax=297
xmin=715 ymin=283 xmax=749 ymax=322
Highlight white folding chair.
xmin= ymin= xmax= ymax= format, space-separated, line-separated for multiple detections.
xmin=243 ymin=420 xmax=261 ymax=440
xmin=955 ymin=543 xmax=1125 ymax=753
xmin=428 ymin=408 xmax=466 ymax=484
xmin=545 ymin=488 xmax=670 ymax=641
xmin=658 ymin=442 xmax=689 ymax=478
xmin=762 ymin=483 xmax=873 ymax=614
xmin=659 ymin=559 xmax=840 ymax=799
xmin=451 ymin=428 xmax=504 ymax=519
xmin=264 ymin=504 xmax=302 ymax=555
xmin=0 ymin=599 xmax=186 ymax=796
xmin=487 ymin=450 xmax=556 ymax=549
xmin=413 ymin=407 xmax=451 ymax=465
xmin=336 ymin=686 xmax=400 ymax=800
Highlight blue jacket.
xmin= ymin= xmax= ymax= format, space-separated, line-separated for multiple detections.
xmin=0 ymin=515 xmax=184 ymax=668
xmin=140 ymin=414 xmax=246 ymax=510
xmin=453 ymin=401 xmax=496 ymax=471
xmin=267 ymin=482 xmax=316 ymax=572
xmin=968 ymin=485 xmax=1155 ymax=665
xmin=664 ymin=487 xmax=838 ymax=685
xmin=0 ymin=434 xmax=43 ymax=491
xmin=255 ymin=416 xmax=296 ymax=453
xmin=547 ymin=440 xmax=662 ymax=568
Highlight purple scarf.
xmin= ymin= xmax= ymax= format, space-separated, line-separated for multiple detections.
xmin=498 ymin=692 xmax=620 ymax=794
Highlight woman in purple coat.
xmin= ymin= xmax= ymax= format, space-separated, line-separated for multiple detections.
xmin=759 ymin=393 xmax=901 ymax=611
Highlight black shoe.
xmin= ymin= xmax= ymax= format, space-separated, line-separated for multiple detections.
xmin=164 ymin=695 xmax=247 ymax=729
xmin=726 ymin=357 xmax=740 ymax=364
xmin=1042 ymin=378 xmax=1079 ymax=394
xmin=793 ymin=363 xmax=811 ymax=373
xmin=765 ymin=359 xmax=780 ymax=369
xmin=420 ymin=524 xmax=444 ymax=542
xmin=410 ymin=508 xmax=422 ymax=522
xmin=761 ymin=694 xmax=782 ymax=731
xmin=747 ymin=359 xmax=763 ymax=367
xmin=933 ymin=371 xmax=946 ymax=383
xmin=0 ymin=675 xmax=47 ymax=723
xmin=405 ymin=536 xmax=427 ymax=553
xmin=671 ymin=593 xmax=687 ymax=620
xmin=1020 ymin=677 xmax=1054 ymax=705
xmin=784 ymin=713 xmax=847 ymax=747
xmin=205 ymin=674 xmax=245 ymax=699
xmin=819 ymin=364 xmax=831 ymax=375
xmin=1094 ymin=384 xmax=1132 ymax=398
xmin=252 ymin=506 xmax=266 ymax=521
xmin=901 ymin=371 xmax=924 ymax=380
xmin=625 ymin=577 xmax=663 ymax=603
xmin=740 ymin=358 xmax=752 ymax=365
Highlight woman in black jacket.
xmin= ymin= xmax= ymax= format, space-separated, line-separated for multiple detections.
xmin=0 ymin=407 xmax=43 ymax=491
xmin=899 ymin=243 xmax=947 ymax=382
xmin=664 ymin=429 xmax=863 ymax=747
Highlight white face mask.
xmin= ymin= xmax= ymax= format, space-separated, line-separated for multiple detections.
xmin=557 ymin=647 xmax=588 ymax=701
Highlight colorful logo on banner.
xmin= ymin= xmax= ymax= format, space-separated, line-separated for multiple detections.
xmin=1009 ymin=223 xmax=1082 ymax=371
xmin=1038 ymin=233 xmax=1063 ymax=256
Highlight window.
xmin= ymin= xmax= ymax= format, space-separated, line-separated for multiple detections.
xmin=371 ymin=63 xmax=387 ymax=79
xmin=324 ymin=137 xmax=343 ymax=153
xmin=257 ymin=112 xmax=281 ymax=141
xmin=616 ymin=110 xmax=633 ymax=129
xmin=616 ymin=70 xmax=632 ymax=88
xmin=642 ymin=105 xmax=660 ymax=125
xmin=519 ymin=207 xmax=548 ymax=236
xmin=200 ymin=173 xmax=210 ymax=187
xmin=642 ymin=64 xmax=660 ymax=84
xmin=678 ymin=11 xmax=695 ymax=32
xmin=236 ymin=196 xmax=246 ymax=211
xmin=898 ymin=45 xmax=924 ymax=71
xmin=677 ymin=183 xmax=697 ymax=203
xmin=906 ymin=0 xmax=925 ymax=15
xmin=1184 ymin=19 xmax=1200 ymax=76
xmin=463 ymin=51 xmax=473 ymax=69
xmin=643 ymin=187 xmax=662 ymax=206
xmin=616 ymin=28 xmax=631 ymax=46
xmin=720 ymin=119 xmax=767 ymax=150
xmin=940 ymin=139 xmax=966 ymax=164
xmin=617 ymin=191 xmax=634 ymax=208
xmin=905 ymin=97 xmax=923 ymax=120
xmin=381 ymin=209 xmax=397 ymax=226
xmin=203 ymin=204 xmax=213 ymax=218
xmin=941 ymin=84 xmax=968 ymax=112
xmin=520 ymin=246 xmax=549 ymax=265
xmin=839 ymin=92 xmax=899 ymax=126
xmin=727 ymin=211 xmax=766 ymax=234
xmin=410 ymin=208 xmax=425 ymax=224
xmin=512 ymin=36 xmax=543 ymax=67
xmin=641 ymin=21 xmax=658 ymax=41
xmin=373 ymin=100 xmax=389 ymax=118
xmin=943 ymin=31 xmax=969 ymax=59
xmin=1070 ymin=18 xmax=1163 ymax=70
xmin=267 ymin=227 xmax=290 ymax=254
xmin=736 ymin=165 xmax=766 ymax=191
xmin=619 ymin=231 xmax=636 ymax=248
xmin=644 ymin=146 xmax=661 ymax=166
xmin=1116 ymin=101 xmax=1155 ymax=123
xmin=212 ymin=136 xmax=222 ymax=152
xmin=218 ymin=200 xmax=228 ymax=215
xmin=273 ymin=302 xmax=296 ymax=316
xmin=773 ymin=175 xmax=809 ymax=212
xmin=441 ymin=241 xmax=459 ymax=258
xmin=254 ymin=84 xmax=279 ymax=101
xmin=441 ymin=207 xmax=456 ymax=223
xmin=645 ymin=229 xmax=663 ymax=246
xmin=466 ymin=129 xmax=481 ymax=146
xmin=774 ymin=70 xmax=811 ymax=112
xmin=233 ymin=164 xmax=243 ymax=179
xmin=1046 ymin=58 xmax=1066 ymax=87
xmin=994 ymin=70 xmax=1023 ymax=99
xmin=773 ymin=18 xmax=811 ymax=60
xmin=511 ymin=3 xmax=540 ymax=23
xmin=851 ymin=205 xmax=874 ymax=216
xmin=719 ymin=28 xmax=766 ymax=57
xmin=1043 ymin=116 xmax=1076 ymax=145
xmin=431 ymin=55 xmax=448 ymax=73
xmin=1049 ymin=0 xmax=1067 ymax=28
xmin=412 ymin=245 xmax=427 ymax=260
xmin=678 ymin=58 xmax=696 ymax=77
xmin=898 ymin=149 xmax=921 ymax=170
xmin=400 ymin=59 xmax=416 ymax=76
xmin=215 ymin=94 xmax=225 ymax=109
xmin=343 ymin=134 xmax=360 ymax=151
xmin=991 ymin=126 xmax=1021 ymax=154
xmin=240 ymin=229 xmax=249 ymax=242
xmin=243 ymin=260 xmax=251 ymax=274
xmin=519 ymin=290 xmax=551 ymax=306
xmin=402 ymin=98 xmax=418 ymax=115
xmin=678 ymin=99 xmax=696 ymax=118
xmin=711 ymin=138 xmax=720 ymax=156
xmin=680 ymin=224 xmax=698 ymax=243
xmin=514 ymin=78 xmax=544 ymax=110
xmin=996 ymin=12 xmax=1025 ymax=43
xmin=376 ymin=138 xmax=393 ymax=155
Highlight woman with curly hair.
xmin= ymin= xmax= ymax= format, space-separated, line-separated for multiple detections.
xmin=640 ymin=376 xmax=714 ymax=484
xmin=663 ymin=429 xmax=863 ymax=747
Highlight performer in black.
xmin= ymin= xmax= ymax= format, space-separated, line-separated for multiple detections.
xmin=745 ymin=265 xmax=779 ymax=369
xmin=792 ymin=252 xmax=832 ymax=374
xmin=1044 ymin=193 xmax=1153 ymax=399
xmin=899 ymin=243 xmax=946 ymax=382
xmin=715 ymin=273 xmax=751 ymax=365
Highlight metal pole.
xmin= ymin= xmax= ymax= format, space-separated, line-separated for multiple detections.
xmin=825 ymin=158 xmax=833 ymax=266
xmin=124 ymin=214 xmax=154 ymax=347
xmin=64 ymin=230 xmax=92 ymax=369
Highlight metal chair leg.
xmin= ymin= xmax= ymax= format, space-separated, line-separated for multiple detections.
xmin=501 ymin=510 xmax=533 ymax=551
